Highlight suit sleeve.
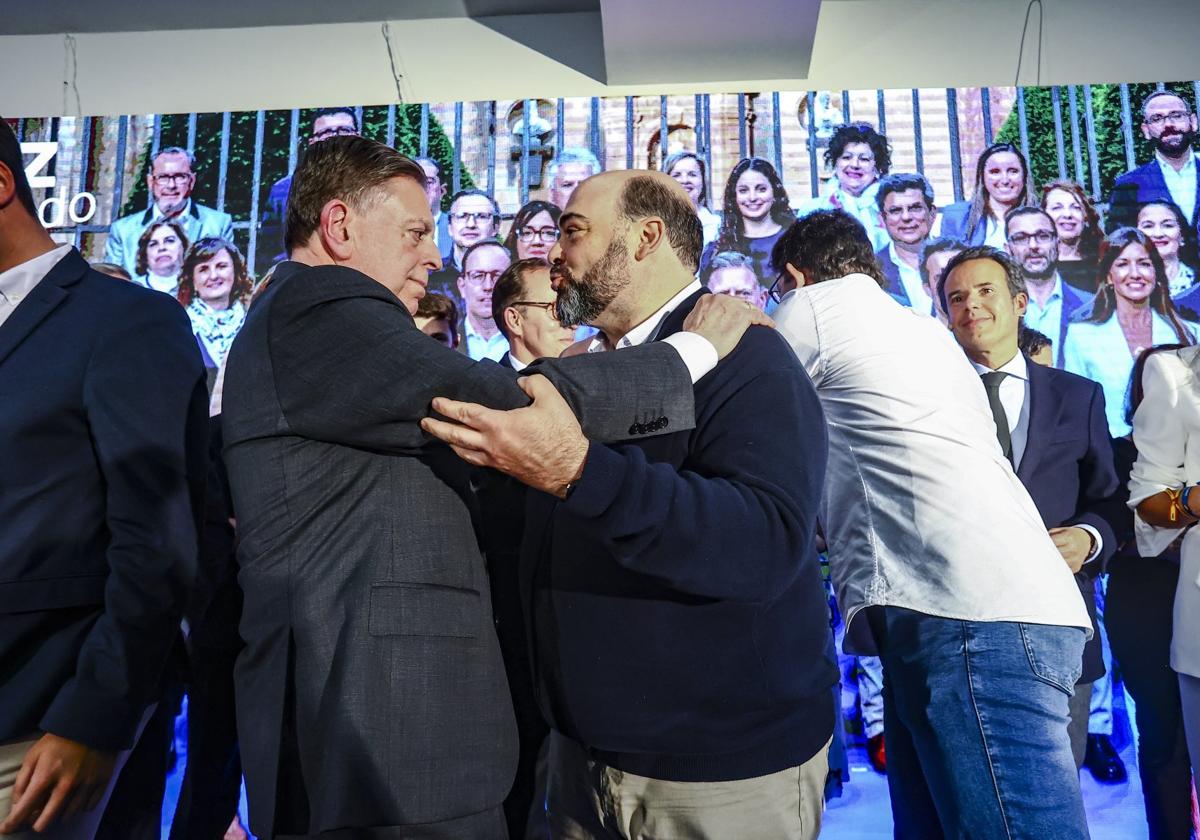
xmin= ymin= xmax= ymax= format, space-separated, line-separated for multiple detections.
xmin=216 ymin=212 xmax=235 ymax=243
xmin=270 ymin=289 xmax=695 ymax=454
xmin=1069 ymin=382 xmax=1122 ymax=574
xmin=556 ymin=342 xmax=825 ymax=603
xmin=1106 ymin=174 xmax=1140 ymax=232
xmin=41 ymin=297 xmax=208 ymax=750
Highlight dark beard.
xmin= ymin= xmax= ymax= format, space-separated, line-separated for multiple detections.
xmin=555 ymin=236 xmax=631 ymax=328
xmin=1152 ymin=129 xmax=1196 ymax=157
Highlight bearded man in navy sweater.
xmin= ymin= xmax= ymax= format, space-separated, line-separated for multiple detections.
xmin=423 ymin=170 xmax=837 ymax=839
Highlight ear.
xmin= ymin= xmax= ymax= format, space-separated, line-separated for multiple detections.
xmin=1139 ymin=122 xmax=1152 ymax=141
xmin=785 ymin=263 xmax=809 ymax=287
xmin=503 ymin=305 xmax=522 ymax=339
xmin=0 ymin=161 xmax=16 ymax=209
xmin=319 ymin=198 xmax=353 ymax=262
xmin=633 ymin=217 xmax=667 ymax=262
xmin=1013 ymin=290 xmax=1028 ymax=318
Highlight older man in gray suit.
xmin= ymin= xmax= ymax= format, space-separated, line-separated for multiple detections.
xmin=221 ymin=136 xmax=761 ymax=839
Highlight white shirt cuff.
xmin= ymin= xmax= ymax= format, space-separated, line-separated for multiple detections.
xmin=1076 ymin=523 xmax=1103 ymax=564
xmin=662 ymin=332 xmax=719 ymax=384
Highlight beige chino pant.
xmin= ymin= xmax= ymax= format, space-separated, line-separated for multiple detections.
xmin=545 ymin=730 xmax=830 ymax=840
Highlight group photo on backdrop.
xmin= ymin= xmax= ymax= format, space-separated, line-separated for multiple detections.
xmin=2 ymin=76 xmax=1200 ymax=840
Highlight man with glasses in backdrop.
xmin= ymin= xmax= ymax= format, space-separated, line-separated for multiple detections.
xmin=492 ymin=257 xmax=577 ymax=369
xmin=1109 ymin=90 xmax=1200 ymax=237
xmin=429 ymin=189 xmax=501 ymax=300
xmin=875 ymin=173 xmax=938 ymax=315
xmin=457 ymin=239 xmax=512 ymax=360
xmin=1004 ymin=207 xmax=1093 ymax=368
xmin=104 ymin=147 xmax=233 ymax=279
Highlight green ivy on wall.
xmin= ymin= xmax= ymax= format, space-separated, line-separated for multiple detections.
xmin=995 ymin=82 xmax=1196 ymax=205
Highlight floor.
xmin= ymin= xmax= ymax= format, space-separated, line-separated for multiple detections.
xmin=160 ymin=697 xmax=1159 ymax=840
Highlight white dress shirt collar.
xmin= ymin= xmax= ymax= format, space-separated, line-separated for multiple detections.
xmin=508 ymin=353 xmax=529 ymax=371
xmin=588 ymin=279 xmax=703 ymax=353
xmin=0 ymin=244 xmax=73 ymax=328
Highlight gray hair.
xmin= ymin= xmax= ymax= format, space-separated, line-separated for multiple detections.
xmin=547 ymin=147 xmax=601 ymax=181
xmin=151 ymin=146 xmax=195 ymax=169
xmin=938 ymin=245 xmax=1025 ymax=312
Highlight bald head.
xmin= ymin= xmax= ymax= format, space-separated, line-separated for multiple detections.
xmin=566 ymin=169 xmax=703 ymax=272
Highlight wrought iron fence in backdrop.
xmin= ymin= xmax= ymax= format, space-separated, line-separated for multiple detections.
xmin=14 ymin=79 xmax=1200 ymax=273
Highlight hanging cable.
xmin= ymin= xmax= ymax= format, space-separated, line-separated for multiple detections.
xmin=63 ymin=34 xmax=82 ymax=115
xmin=381 ymin=22 xmax=405 ymax=104
xmin=1015 ymin=0 xmax=1044 ymax=87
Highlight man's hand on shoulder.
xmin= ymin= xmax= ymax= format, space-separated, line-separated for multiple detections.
xmin=421 ymin=374 xmax=588 ymax=498
xmin=683 ymin=293 xmax=774 ymax=360
xmin=0 ymin=733 xmax=117 ymax=834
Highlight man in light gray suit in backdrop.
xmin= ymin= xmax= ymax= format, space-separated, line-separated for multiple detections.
xmin=103 ymin=146 xmax=234 ymax=278
xmin=220 ymin=135 xmax=763 ymax=839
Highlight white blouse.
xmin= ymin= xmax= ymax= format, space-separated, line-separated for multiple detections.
xmin=1128 ymin=346 xmax=1200 ymax=678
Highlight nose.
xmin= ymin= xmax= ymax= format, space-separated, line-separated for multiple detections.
xmin=423 ymin=238 xmax=442 ymax=271
xmin=548 ymin=240 xmax=562 ymax=263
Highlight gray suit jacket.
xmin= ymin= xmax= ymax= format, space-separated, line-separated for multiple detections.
xmin=221 ymin=261 xmax=695 ymax=838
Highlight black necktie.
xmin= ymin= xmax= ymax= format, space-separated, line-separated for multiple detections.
xmin=981 ymin=371 xmax=1012 ymax=463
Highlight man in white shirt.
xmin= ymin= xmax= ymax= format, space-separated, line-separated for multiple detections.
xmin=491 ymin=257 xmax=576 ymax=370
xmin=941 ymin=245 xmax=1122 ymax=774
xmin=1005 ymin=207 xmax=1093 ymax=368
xmin=768 ymin=209 xmax=1092 ymax=840
xmin=1109 ymin=90 xmax=1200 ymax=237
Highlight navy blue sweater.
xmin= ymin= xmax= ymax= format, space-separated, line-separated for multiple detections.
xmin=522 ymin=289 xmax=837 ymax=782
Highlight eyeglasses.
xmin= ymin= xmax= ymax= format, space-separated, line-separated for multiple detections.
xmin=1145 ymin=111 xmax=1192 ymax=126
xmin=151 ymin=173 xmax=192 ymax=185
xmin=450 ymin=211 xmax=496 ymax=224
xmin=1007 ymin=231 xmax=1056 ymax=246
xmin=511 ymin=300 xmax=557 ymax=314
xmin=312 ymin=126 xmax=358 ymax=140
xmin=463 ymin=269 xmax=503 ymax=285
xmin=517 ymin=227 xmax=560 ymax=243
xmin=768 ymin=271 xmax=789 ymax=304
xmin=883 ymin=203 xmax=931 ymax=220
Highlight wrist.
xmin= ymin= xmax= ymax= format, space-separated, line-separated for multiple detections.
xmin=557 ymin=439 xmax=589 ymax=500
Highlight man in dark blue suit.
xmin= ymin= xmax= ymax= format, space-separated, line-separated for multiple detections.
xmin=1107 ymin=90 xmax=1200 ymax=238
xmin=424 ymin=170 xmax=837 ymax=837
xmin=941 ymin=246 xmax=1122 ymax=770
xmin=0 ymin=119 xmax=207 ymax=836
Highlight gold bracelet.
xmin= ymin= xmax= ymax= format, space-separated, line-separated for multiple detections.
xmin=1166 ymin=487 xmax=1182 ymax=524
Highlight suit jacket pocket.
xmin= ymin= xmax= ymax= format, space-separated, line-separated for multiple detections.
xmin=367 ymin=582 xmax=480 ymax=638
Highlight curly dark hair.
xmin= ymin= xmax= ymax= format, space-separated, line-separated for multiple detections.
xmin=770 ymin=209 xmax=885 ymax=288
xmin=715 ymin=158 xmax=796 ymax=250
xmin=824 ymin=122 xmax=891 ymax=176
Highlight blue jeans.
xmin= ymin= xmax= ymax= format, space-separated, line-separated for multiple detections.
xmin=872 ymin=607 xmax=1089 ymax=840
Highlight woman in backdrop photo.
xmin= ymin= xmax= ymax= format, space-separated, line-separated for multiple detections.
xmin=664 ymin=150 xmax=721 ymax=246
xmin=1137 ymin=200 xmax=1199 ymax=299
xmin=177 ymin=236 xmax=253 ymax=375
xmin=133 ymin=220 xmax=189 ymax=297
xmin=795 ymin=121 xmax=891 ymax=251
xmin=701 ymin=157 xmax=797 ymax=284
xmin=503 ymin=200 xmax=561 ymax=261
xmin=1063 ymin=227 xmax=1197 ymax=437
xmin=941 ymin=142 xmax=1037 ymax=248
xmin=1042 ymin=179 xmax=1102 ymax=292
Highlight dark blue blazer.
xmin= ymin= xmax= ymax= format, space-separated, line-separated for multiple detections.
xmin=0 ymin=249 xmax=208 ymax=749
xmin=875 ymin=245 xmax=934 ymax=312
xmin=1107 ymin=158 xmax=1200 ymax=237
xmin=1016 ymin=359 xmax=1121 ymax=682
xmin=521 ymin=289 xmax=838 ymax=783
xmin=938 ymin=200 xmax=989 ymax=246
xmin=1174 ymin=282 xmax=1200 ymax=320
